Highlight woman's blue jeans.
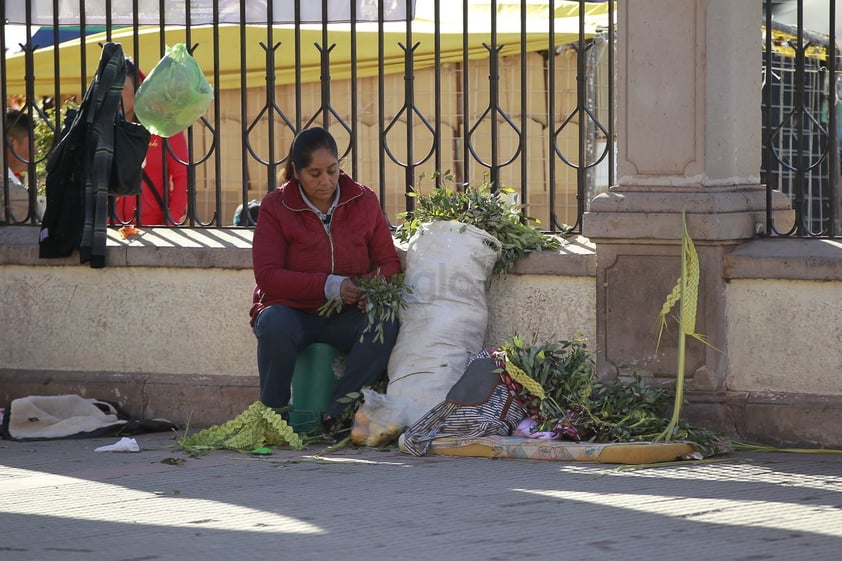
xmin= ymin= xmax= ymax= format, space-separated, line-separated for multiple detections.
xmin=252 ymin=304 xmax=399 ymax=417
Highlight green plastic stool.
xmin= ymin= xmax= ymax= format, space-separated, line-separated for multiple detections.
xmin=289 ymin=343 xmax=344 ymax=433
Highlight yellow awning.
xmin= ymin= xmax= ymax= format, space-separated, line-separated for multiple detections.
xmin=763 ymin=25 xmax=833 ymax=61
xmin=3 ymin=1 xmax=610 ymax=96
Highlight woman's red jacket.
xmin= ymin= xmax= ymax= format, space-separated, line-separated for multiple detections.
xmin=250 ymin=173 xmax=400 ymax=324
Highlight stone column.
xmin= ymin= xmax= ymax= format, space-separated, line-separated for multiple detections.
xmin=582 ymin=1 xmax=792 ymax=397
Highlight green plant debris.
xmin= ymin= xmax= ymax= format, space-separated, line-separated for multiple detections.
xmin=499 ymin=334 xmax=730 ymax=458
xmin=612 ymin=457 xmax=748 ymax=472
xmin=732 ymin=442 xmax=842 ymax=454
xmin=312 ymin=436 xmax=352 ymax=457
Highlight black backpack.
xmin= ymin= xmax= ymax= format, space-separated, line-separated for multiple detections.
xmin=39 ymin=42 xmax=150 ymax=266
xmin=38 ymin=96 xmax=89 ymax=259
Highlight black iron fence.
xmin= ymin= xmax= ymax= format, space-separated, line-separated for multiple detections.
xmin=762 ymin=0 xmax=840 ymax=237
xmin=3 ymin=1 xmax=839 ymax=238
xmin=1 ymin=0 xmax=615 ymax=231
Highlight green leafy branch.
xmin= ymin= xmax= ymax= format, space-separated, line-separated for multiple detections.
xmin=318 ymin=272 xmax=412 ymax=343
xmin=499 ymin=334 xmax=729 ymax=457
xmin=394 ymin=171 xmax=565 ymax=275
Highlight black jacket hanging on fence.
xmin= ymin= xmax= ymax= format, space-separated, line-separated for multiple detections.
xmin=39 ymin=42 xmax=128 ymax=268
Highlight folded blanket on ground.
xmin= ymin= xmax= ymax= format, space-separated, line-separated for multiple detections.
xmin=2 ymin=394 xmax=177 ymax=441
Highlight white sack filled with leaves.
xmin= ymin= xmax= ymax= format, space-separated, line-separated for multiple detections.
xmin=385 ymin=220 xmax=501 ymax=426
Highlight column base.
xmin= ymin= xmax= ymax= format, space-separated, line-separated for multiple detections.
xmin=581 ymin=184 xmax=793 ymax=394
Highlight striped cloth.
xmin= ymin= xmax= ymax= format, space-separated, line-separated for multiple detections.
xmin=402 ymin=350 xmax=527 ymax=456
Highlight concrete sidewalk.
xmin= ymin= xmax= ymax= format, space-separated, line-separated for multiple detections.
xmin=2 ymin=431 xmax=842 ymax=561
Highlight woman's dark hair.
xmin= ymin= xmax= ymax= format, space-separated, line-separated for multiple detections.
xmin=281 ymin=127 xmax=339 ymax=182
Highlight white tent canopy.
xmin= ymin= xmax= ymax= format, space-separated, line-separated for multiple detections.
xmin=4 ymin=0 xmax=415 ymax=25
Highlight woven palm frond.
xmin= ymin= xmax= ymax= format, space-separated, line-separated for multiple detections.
xmin=179 ymin=401 xmax=304 ymax=456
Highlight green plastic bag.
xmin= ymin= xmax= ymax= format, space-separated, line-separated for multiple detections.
xmin=134 ymin=43 xmax=213 ymax=137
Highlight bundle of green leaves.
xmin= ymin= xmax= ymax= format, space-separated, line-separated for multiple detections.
xmin=318 ymin=272 xmax=411 ymax=344
xmin=499 ymin=334 xmax=729 ymax=456
xmin=394 ymin=172 xmax=564 ymax=275
xmin=355 ymin=273 xmax=411 ymax=343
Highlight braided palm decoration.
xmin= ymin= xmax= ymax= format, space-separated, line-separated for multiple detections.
xmin=655 ymin=212 xmax=715 ymax=442
xmin=179 ymin=401 xmax=303 ymax=456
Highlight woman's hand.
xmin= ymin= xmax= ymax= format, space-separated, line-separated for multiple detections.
xmin=339 ymin=278 xmax=363 ymax=306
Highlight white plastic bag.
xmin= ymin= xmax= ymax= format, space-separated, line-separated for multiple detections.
xmin=350 ymin=389 xmax=408 ymax=447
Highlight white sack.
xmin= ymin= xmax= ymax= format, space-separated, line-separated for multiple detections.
xmin=387 ymin=220 xmax=500 ymax=425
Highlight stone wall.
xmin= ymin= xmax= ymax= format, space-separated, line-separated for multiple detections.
xmin=2 ymin=227 xmax=841 ymax=448
xmin=0 ymin=227 xmax=596 ymax=428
